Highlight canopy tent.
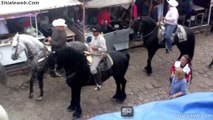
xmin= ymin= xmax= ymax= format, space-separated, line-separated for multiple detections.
xmin=0 ymin=0 xmax=82 ymax=19
xmin=89 ymin=92 xmax=213 ymax=120
xmin=85 ymin=0 xmax=132 ymax=8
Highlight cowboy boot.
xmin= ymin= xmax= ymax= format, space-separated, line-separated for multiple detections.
xmin=93 ymin=74 xmax=101 ymax=90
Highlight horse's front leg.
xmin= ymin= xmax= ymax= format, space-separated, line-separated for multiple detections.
xmin=208 ymin=59 xmax=213 ymax=69
xmin=67 ymin=88 xmax=75 ymax=112
xmin=36 ymin=71 xmax=44 ymax=101
xmin=29 ymin=72 xmax=36 ymax=99
xmin=144 ymin=48 xmax=158 ymax=76
xmin=71 ymin=86 xmax=82 ymax=119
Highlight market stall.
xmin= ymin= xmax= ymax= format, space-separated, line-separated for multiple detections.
xmin=0 ymin=0 xmax=82 ymax=66
xmin=70 ymin=0 xmax=133 ymax=51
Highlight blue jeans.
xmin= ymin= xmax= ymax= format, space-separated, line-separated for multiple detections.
xmin=165 ymin=24 xmax=177 ymax=50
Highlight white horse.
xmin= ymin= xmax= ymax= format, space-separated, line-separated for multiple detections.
xmin=0 ymin=105 xmax=9 ymax=120
xmin=10 ymin=33 xmax=89 ymax=101
xmin=11 ymin=33 xmax=49 ymax=100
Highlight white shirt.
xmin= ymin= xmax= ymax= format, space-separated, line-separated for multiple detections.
xmin=164 ymin=7 xmax=179 ymax=25
xmin=174 ymin=61 xmax=190 ymax=74
xmin=90 ymin=34 xmax=107 ymax=55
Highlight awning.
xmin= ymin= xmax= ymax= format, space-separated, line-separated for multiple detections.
xmin=85 ymin=0 xmax=132 ymax=8
xmin=0 ymin=0 xmax=82 ymax=18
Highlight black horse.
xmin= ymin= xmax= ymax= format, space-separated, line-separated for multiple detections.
xmin=49 ymin=47 xmax=130 ymax=118
xmin=133 ymin=16 xmax=195 ymax=75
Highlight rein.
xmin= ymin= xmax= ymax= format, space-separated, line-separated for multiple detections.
xmin=142 ymin=26 xmax=158 ymax=38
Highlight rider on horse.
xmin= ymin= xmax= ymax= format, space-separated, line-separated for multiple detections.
xmin=89 ymin=25 xmax=107 ymax=90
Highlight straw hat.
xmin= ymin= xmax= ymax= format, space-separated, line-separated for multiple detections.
xmin=52 ymin=18 xmax=67 ymax=27
xmin=167 ymin=0 xmax=178 ymax=7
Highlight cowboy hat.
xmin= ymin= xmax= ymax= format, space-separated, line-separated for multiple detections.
xmin=52 ymin=18 xmax=67 ymax=27
xmin=167 ymin=0 xmax=178 ymax=7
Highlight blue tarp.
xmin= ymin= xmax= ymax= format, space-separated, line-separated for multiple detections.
xmin=89 ymin=92 xmax=213 ymax=120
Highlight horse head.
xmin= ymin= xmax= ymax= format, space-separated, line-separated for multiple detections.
xmin=11 ymin=33 xmax=26 ymax=60
xmin=133 ymin=16 xmax=157 ymax=39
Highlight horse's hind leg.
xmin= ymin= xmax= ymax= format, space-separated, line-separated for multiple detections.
xmin=112 ymin=75 xmax=127 ymax=102
xmin=71 ymin=86 xmax=82 ymax=119
xmin=29 ymin=72 xmax=36 ymax=99
xmin=36 ymin=71 xmax=44 ymax=101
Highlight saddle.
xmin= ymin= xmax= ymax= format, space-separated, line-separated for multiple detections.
xmin=84 ymin=51 xmax=114 ymax=72
xmin=158 ymin=22 xmax=187 ymax=44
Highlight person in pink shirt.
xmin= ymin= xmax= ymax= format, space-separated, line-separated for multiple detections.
xmin=163 ymin=0 xmax=179 ymax=53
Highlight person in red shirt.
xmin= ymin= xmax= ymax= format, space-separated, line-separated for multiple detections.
xmin=16 ymin=17 xmax=31 ymax=29
xmin=97 ymin=8 xmax=111 ymax=26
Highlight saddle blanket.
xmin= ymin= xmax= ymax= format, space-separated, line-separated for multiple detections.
xmin=158 ymin=24 xmax=187 ymax=44
xmin=85 ymin=52 xmax=114 ymax=71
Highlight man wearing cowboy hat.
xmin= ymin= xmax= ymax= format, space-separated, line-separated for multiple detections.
xmin=48 ymin=18 xmax=67 ymax=51
xmin=48 ymin=18 xmax=67 ymax=77
xmin=89 ymin=25 xmax=107 ymax=90
xmin=163 ymin=0 xmax=179 ymax=53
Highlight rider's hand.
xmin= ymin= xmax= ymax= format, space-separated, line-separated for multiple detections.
xmin=90 ymin=45 xmax=98 ymax=51
xmin=47 ymin=37 xmax=51 ymax=42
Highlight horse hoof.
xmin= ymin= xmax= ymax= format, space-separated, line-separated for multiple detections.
xmin=113 ymin=94 xmax=119 ymax=100
xmin=147 ymin=73 xmax=152 ymax=76
xmin=72 ymin=111 xmax=81 ymax=119
xmin=67 ymin=105 xmax=75 ymax=112
xmin=112 ymin=95 xmax=126 ymax=103
xmin=36 ymin=96 xmax=43 ymax=101
xmin=29 ymin=94 xmax=33 ymax=99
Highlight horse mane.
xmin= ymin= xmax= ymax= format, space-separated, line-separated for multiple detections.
xmin=55 ymin=47 xmax=89 ymax=72
xmin=141 ymin=16 xmax=157 ymax=28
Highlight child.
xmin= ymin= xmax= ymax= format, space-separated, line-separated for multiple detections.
xmin=169 ymin=67 xmax=187 ymax=99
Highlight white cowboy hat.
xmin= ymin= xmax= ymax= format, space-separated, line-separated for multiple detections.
xmin=167 ymin=0 xmax=178 ymax=7
xmin=52 ymin=18 xmax=67 ymax=27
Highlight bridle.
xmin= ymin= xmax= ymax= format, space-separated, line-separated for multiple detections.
xmin=137 ymin=18 xmax=159 ymax=38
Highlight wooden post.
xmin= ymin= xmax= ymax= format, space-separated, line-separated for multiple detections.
xmin=148 ymin=0 xmax=153 ymax=16
xmin=82 ymin=0 xmax=86 ymax=43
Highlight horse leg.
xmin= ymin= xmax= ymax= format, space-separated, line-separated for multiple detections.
xmin=112 ymin=78 xmax=121 ymax=100
xmin=120 ymin=77 xmax=127 ymax=101
xmin=208 ymin=59 xmax=213 ymax=69
xmin=29 ymin=72 xmax=36 ymax=99
xmin=145 ymin=48 xmax=158 ymax=75
xmin=72 ymin=86 xmax=82 ymax=119
xmin=112 ymin=75 xmax=127 ymax=102
xmin=67 ymin=88 xmax=75 ymax=112
xmin=36 ymin=71 xmax=44 ymax=101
